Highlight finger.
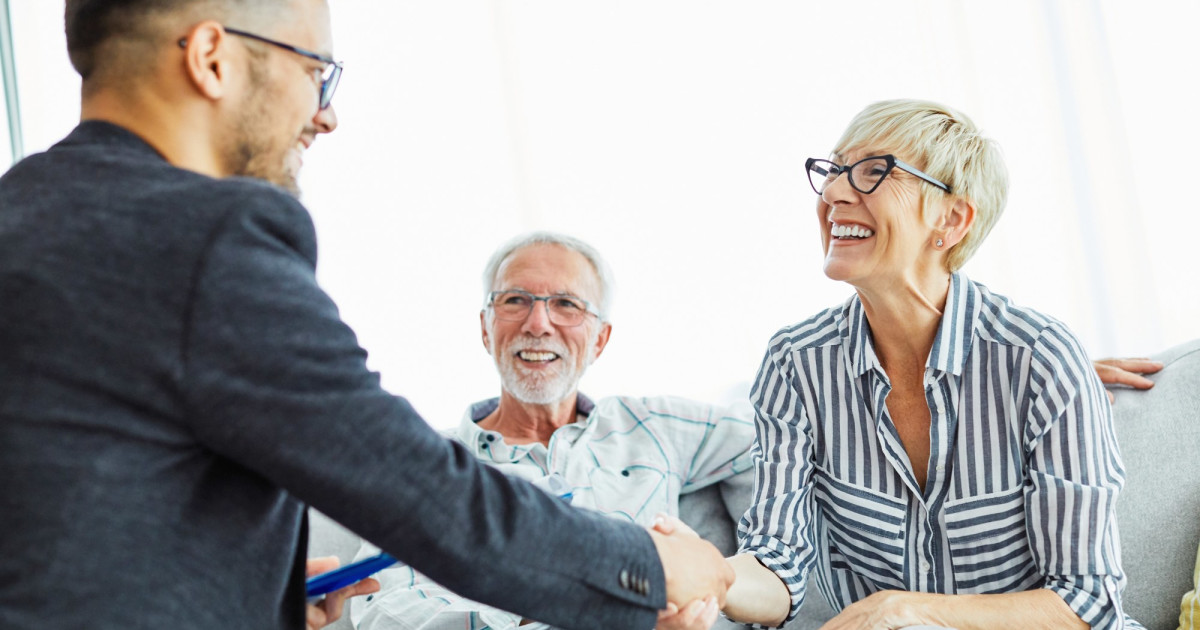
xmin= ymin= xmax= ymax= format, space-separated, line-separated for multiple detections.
xmin=1107 ymin=390 xmax=1115 ymax=404
xmin=306 ymin=556 xmax=340 ymax=577
xmin=306 ymin=603 xmax=328 ymax=630
xmin=323 ymin=577 xmax=381 ymax=622
xmin=1096 ymin=365 xmax=1157 ymax=389
xmin=678 ymin=597 xmax=710 ymax=624
xmin=323 ymin=589 xmax=348 ymax=623
xmin=697 ymin=597 xmax=720 ymax=629
xmin=655 ymin=513 xmax=699 ymax=537
xmin=351 ymin=577 xmax=381 ymax=597
xmin=1095 ymin=358 xmax=1164 ymax=375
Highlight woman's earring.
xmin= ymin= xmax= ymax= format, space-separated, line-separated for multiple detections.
xmin=935 ymin=238 xmax=944 ymax=248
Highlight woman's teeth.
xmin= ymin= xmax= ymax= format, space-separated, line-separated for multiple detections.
xmin=831 ymin=224 xmax=875 ymax=239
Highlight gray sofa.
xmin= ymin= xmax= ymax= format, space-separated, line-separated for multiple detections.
xmin=310 ymin=339 xmax=1200 ymax=630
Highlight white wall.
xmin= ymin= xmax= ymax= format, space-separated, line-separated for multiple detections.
xmin=6 ymin=0 xmax=1197 ymax=428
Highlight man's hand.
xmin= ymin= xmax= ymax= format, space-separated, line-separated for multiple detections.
xmin=305 ymin=556 xmax=381 ymax=630
xmin=648 ymin=514 xmax=734 ymax=610
xmin=655 ymin=596 xmax=720 ymax=630
xmin=1093 ymin=358 xmax=1163 ymax=403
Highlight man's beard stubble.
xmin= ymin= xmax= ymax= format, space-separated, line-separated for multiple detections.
xmin=221 ymin=55 xmax=302 ymax=198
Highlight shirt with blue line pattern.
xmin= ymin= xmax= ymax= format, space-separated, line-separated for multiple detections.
xmin=352 ymin=393 xmax=755 ymax=630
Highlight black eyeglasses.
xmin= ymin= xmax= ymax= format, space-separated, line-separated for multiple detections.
xmin=223 ymin=26 xmax=343 ymax=110
xmin=486 ymin=290 xmax=600 ymax=327
xmin=805 ymin=155 xmax=951 ymax=196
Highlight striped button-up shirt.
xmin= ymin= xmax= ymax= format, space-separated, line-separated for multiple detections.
xmin=353 ymin=394 xmax=755 ymax=630
xmin=738 ymin=272 xmax=1138 ymax=630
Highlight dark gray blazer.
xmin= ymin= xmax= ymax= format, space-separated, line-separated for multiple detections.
xmin=0 ymin=122 xmax=662 ymax=630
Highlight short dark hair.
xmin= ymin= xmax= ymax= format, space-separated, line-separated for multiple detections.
xmin=64 ymin=0 xmax=283 ymax=82
xmin=65 ymin=0 xmax=178 ymax=80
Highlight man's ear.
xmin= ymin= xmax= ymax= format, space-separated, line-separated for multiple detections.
xmin=590 ymin=323 xmax=613 ymax=362
xmin=936 ymin=197 xmax=976 ymax=249
xmin=180 ymin=21 xmax=234 ymax=102
xmin=479 ymin=311 xmax=492 ymax=354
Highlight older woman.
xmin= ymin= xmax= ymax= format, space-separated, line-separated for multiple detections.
xmin=715 ymin=100 xmax=1138 ymax=630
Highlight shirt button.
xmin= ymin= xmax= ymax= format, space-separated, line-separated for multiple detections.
xmin=486 ymin=434 xmax=496 ymax=442
xmin=920 ymin=560 xmax=931 ymax=572
xmin=935 ymin=464 xmax=945 ymax=471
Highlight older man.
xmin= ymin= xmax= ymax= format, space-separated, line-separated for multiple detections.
xmin=0 ymin=2 xmax=733 ymax=629
xmin=351 ymin=232 xmax=754 ymax=630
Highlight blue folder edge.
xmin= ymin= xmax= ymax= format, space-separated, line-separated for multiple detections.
xmin=305 ymin=552 xmax=397 ymax=601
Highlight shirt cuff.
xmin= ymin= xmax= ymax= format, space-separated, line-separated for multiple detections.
xmin=1045 ymin=574 xmax=1128 ymax=630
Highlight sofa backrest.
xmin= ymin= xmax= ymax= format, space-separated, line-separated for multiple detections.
xmin=1112 ymin=339 xmax=1200 ymax=630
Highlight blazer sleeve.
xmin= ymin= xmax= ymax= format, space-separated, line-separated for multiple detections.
xmin=179 ymin=193 xmax=664 ymax=630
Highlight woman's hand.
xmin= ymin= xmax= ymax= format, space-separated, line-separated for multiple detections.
xmin=816 ymin=590 xmax=931 ymax=630
xmin=305 ymin=556 xmax=381 ymax=630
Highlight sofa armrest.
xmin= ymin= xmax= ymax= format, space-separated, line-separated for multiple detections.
xmin=1111 ymin=338 xmax=1200 ymax=630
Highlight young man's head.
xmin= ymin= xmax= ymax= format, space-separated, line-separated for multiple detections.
xmin=66 ymin=0 xmax=340 ymax=195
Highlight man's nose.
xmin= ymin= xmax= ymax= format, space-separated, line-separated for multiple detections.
xmin=521 ymin=300 xmax=555 ymax=335
xmin=314 ymin=103 xmax=338 ymax=134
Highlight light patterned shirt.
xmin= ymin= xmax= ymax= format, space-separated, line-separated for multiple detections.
xmin=352 ymin=394 xmax=755 ymax=630
xmin=738 ymin=272 xmax=1139 ymax=630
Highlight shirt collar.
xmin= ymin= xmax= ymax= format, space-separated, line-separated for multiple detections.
xmin=841 ymin=271 xmax=980 ymax=378
xmin=926 ymin=271 xmax=980 ymax=377
xmin=465 ymin=393 xmax=595 ymax=423
xmin=456 ymin=393 xmax=595 ymax=461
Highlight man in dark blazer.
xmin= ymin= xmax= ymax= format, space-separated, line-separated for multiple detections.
xmin=0 ymin=1 xmax=733 ymax=629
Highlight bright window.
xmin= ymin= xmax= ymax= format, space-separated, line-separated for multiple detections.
xmin=4 ymin=1 xmax=1196 ymax=428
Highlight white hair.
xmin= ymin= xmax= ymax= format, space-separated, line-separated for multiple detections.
xmin=481 ymin=231 xmax=615 ymax=322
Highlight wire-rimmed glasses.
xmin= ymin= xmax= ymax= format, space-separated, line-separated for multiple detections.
xmin=805 ymin=155 xmax=952 ymax=196
xmin=486 ymin=290 xmax=600 ymax=327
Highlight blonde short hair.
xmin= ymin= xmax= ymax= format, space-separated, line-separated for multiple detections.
xmin=832 ymin=99 xmax=1008 ymax=271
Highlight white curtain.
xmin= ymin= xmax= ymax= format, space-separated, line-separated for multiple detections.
xmin=6 ymin=0 xmax=1197 ymax=428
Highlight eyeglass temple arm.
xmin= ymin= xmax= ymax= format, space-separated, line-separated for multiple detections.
xmin=893 ymin=158 xmax=952 ymax=193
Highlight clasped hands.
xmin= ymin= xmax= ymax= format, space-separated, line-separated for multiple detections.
xmin=648 ymin=514 xmax=733 ymax=630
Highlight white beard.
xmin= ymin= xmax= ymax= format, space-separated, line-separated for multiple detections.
xmin=494 ymin=338 xmax=595 ymax=405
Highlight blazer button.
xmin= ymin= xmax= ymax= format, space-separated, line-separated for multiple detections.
xmin=619 ymin=569 xmax=630 ymax=589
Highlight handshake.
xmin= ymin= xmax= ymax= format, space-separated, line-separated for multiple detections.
xmin=648 ymin=515 xmax=734 ymax=630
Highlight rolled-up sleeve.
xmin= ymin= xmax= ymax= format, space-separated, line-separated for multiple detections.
xmin=736 ymin=343 xmax=818 ymax=627
xmin=1024 ymin=324 xmax=1129 ymax=630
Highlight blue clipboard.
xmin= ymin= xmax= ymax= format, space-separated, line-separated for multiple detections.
xmin=305 ymin=552 xmax=396 ymax=601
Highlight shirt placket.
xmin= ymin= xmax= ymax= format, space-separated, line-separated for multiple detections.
xmin=546 ymin=419 xmax=590 ymax=488
xmin=918 ymin=370 xmax=958 ymax=593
